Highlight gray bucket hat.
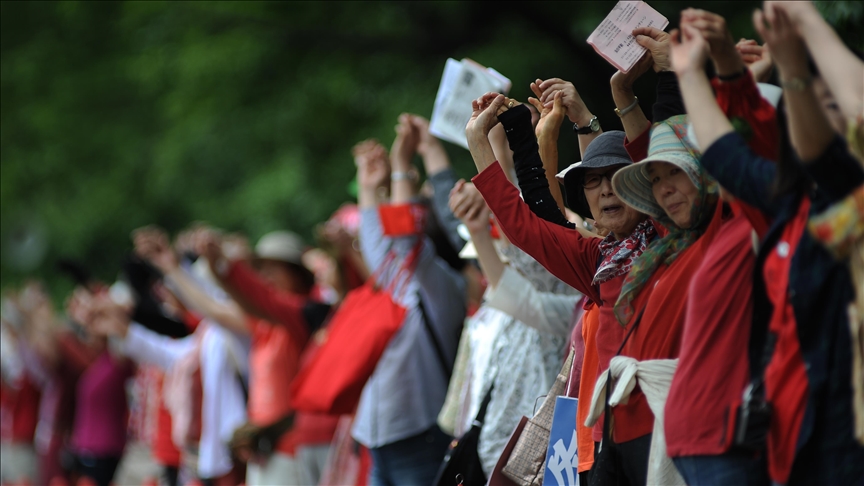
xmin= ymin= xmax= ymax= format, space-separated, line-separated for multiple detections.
xmin=556 ymin=130 xmax=633 ymax=219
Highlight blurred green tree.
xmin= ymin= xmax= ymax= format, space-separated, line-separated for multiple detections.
xmin=0 ymin=1 xmax=857 ymax=301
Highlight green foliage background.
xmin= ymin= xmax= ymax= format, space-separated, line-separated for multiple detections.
xmin=1 ymin=1 xmax=860 ymax=301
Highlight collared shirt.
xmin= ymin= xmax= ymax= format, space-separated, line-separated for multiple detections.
xmin=352 ymin=207 xmax=466 ymax=448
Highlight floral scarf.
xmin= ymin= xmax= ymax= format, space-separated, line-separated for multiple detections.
xmin=593 ymin=219 xmax=657 ymax=285
xmin=614 ymin=117 xmax=719 ymax=325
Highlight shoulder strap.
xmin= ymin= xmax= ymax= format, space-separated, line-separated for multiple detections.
xmin=475 ymin=385 xmax=495 ymax=425
xmin=417 ymin=295 xmax=453 ymax=378
xmin=615 ymin=306 xmax=646 ymax=356
xmin=601 ymin=306 xmax=646 ymax=446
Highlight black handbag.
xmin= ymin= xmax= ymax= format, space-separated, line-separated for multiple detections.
xmin=434 ymin=386 xmax=494 ymax=486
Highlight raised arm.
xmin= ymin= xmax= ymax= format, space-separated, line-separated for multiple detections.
xmin=485 ymin=265 xmax=579 ymax=339
xmin=530 ymin=89 xmax=568 ymax=214
xmin=411 ymin=115 xmax=464 ymax=251
xmin=610 ymin=52 xmax=654 ymax=144
xmin=754 ymin=3 xmax=834 ymax=163
xmin=449 ymin=180 xmax=505 ymax=289
xmin=672 ymin=24 xmax=779 ymax=215
xmin=773 ymin=0 xmax=863 ymax=121
xmin=354 ymin=139 xmax=393 ymax=272
xmin=534 ymin=77 xmax=601 ymax=158
xmin=470 ymin=171 xmax=602 ymax=304
xmin=390 ymin=114 xmax=420 ymax=204
xmin=133 ymin=227 xmax=249 ymax=335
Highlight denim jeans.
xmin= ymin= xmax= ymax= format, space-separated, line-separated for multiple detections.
xmin=672 ymin=451 xmax=769 ymax=486
xmin=368 ymin=425 xmax=451 ymax=486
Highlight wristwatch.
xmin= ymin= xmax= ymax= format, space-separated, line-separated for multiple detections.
xmin=573 ymin=115 xmax=600 ymax=135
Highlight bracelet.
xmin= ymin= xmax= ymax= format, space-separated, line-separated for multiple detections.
xmin=390 ymin=170 xmax=418 ymax=182
xmin=614 ymin=96 xmax=639 ymax=118
xmin=780 ymin=76 xmax=813 ymax=91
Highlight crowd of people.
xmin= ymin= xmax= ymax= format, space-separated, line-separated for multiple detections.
xmin=2 ymin=1 xmax=863 ymax=485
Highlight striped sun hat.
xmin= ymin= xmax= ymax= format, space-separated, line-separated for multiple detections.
xmin=610 ymin=116 xmax=702 ymax=219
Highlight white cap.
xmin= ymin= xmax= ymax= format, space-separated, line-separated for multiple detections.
xmin=255 ymin=231 xmax=305 ymax=265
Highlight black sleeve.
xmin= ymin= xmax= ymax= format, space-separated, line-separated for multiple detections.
xmin=652 ymin=71 xmax=685 ymax=123
xmin=498 ymin=105 xmax=576 ymax=230
xmin=803 ymin=135 xmax=864 ymax=202
xmin=123 ymin=255 xmax=191 ymax=338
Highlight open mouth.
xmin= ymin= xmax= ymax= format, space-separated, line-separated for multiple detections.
xmin=601 ymin=205 xmax=623 ymax=215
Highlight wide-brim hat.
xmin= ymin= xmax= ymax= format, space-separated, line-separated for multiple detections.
xmin=611 ymin=119 xmax=701 ymax=219
xmin=556 ymin=130 xmax=632 ymax=220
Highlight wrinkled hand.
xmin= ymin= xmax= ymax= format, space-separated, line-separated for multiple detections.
xmin=533 ymin=78 xmax=590 ymax=124
xmin=753 ymin=3 xmax=808 ymax=76
xmin=611 ymin=50 xmax=654 ymax=91
xmin=670 ymin=25 xmax=711 ymax=75
xmin=466 ymin=93 xmax=505 ymax=141
xmin=390 ymin=113 xmax=420 ymax=166
xmin=354 ymin=139 xmax=390 ymax=191
xmin=132 ymin=226 xmax=178 ymax=274
xmin=449 ymin=180 xmax=490 ymax=235
xmin=528 ymin=90 xmax=566 ymax=140
xmin=632 ymin=27 xmax=672 ymax=72
xmin=736 ymin=39 xmax=773 ymax=82
xmin=681 ymin=9 xmax=739 ymax=71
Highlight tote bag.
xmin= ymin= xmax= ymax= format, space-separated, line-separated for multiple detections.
xmin=290 ymin=244 xmax=421 ymax=415
xmin=501 ymin=350 xmax=574 ymax=486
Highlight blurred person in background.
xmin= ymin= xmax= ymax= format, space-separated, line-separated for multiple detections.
xmin=0 ymin=286 xmax=42 ymax=485
xmin=352 ymin=117 xmax=466 ymax=485
xmin=196 ymin=227 xmax=339 ymax=486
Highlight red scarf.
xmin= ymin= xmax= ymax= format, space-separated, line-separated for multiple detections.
xmin=593 ymin=219 xmax=656 ymax=285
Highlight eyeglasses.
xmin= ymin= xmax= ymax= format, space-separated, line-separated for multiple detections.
xmin=582 ymin=167 xmax=621 ymax=189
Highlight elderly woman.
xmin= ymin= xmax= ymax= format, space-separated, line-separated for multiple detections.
xmin=468 ymin=93 xmax=659 ymax=484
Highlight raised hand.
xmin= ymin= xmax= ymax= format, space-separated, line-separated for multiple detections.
xmin=670 ymin=25 xmax=711 ymax=76
xmin=533 ymin=78 xmax=592 ymax=125
xmin=632 ymin=26 xmax=672 ymax=72
xmin=680 ymin=9 xmax=743 ymax=77
xmin=465 ymin=93 xmax=505 ymax=142
xmin=528 ymin=90 xmax=566 ymax=141
xmin=390 ymin=113 xmax=420 ymax=167
xmin=354 ymin=139 xmax=390 ymax=191
xmin=448 ymin=180 xmax=490 ymax=235
xmin=736 ymin=39 xmax=773 ymax=82
xmin=610 ymin=49 xmax=655 ymax=92
xmin=753 ymin=3 xmax=808 ymax=77
xmin=408 ymin=115 xmax=443 ymax=157
xmin=132 ymin=225 xmax=178 ymax=274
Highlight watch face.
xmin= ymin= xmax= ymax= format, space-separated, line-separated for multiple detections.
xmin=589 ymin=117 xmax=600 ymax=132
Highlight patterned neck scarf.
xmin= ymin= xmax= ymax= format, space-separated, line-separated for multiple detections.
xmin=593 ymin=219 xmax=657 ymax=285
xmin=614 ymin=118 xmax=719 ymax=325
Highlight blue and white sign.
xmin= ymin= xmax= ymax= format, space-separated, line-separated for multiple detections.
xmin=543 ymin=396 xmax=579 ymax=486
